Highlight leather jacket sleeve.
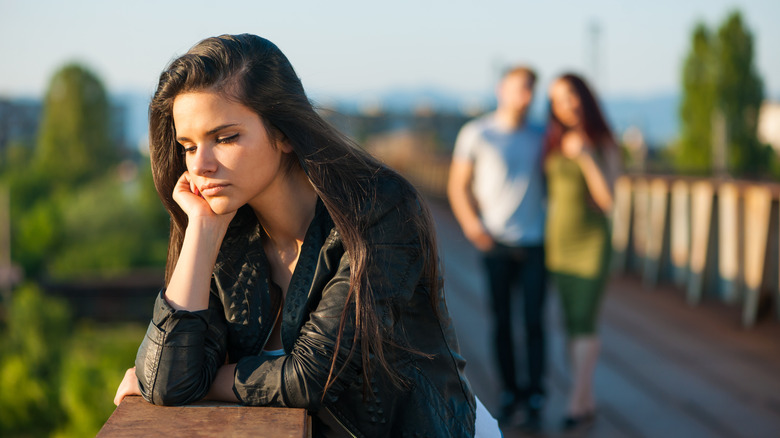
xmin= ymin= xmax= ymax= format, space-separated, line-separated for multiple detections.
xmin=233 ymin=196 xmax=425 ymax=411
xmin=134 ymin=285 xmax=229 ymax=406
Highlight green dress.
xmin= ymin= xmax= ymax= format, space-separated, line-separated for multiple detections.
xmin=544 ymin=152 xmax=611 ymax=336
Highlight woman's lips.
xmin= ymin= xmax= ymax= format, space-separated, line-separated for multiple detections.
xmin=200 ymin=183 xmax=228 ymax=196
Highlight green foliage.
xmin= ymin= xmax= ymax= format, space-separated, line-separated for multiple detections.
xmin=54 ymin=322 xmax=145 ymax=438
xmin=3 ymin=62 xmax=166 ymax=280
xmin=675 ymin=10 xmax=766 ymax=177
xmin=35 ymin=64 xmax=116 ymax=185
xmin=715 ymin=11 xmax=765 ymax=175
xmin=0 ymin=62 xmax=165 ymax=436
xmin=0 ymin=283 xmax=71 ymax=435
xmin=0 ymin=283 xmax=146 ymax=437
xmin=0 ymin=139 xmax=34 ymax=175
xmin=677 ymin=23 xmax=716 ymax=173
xmin=5 ymin=156 xmax=168 ymax=280
xmin=14 ymin=197 xmax=63 ymax=276
xmin=47 ymin=168 xmax=168 ymax=279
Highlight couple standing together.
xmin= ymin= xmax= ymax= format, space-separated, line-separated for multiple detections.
xmin=448 ymin=67 xmax=620 ymax=431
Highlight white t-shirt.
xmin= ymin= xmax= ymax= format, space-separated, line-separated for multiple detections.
xmin=475 ymin=396 xmax=502 ymax=437
xmin=453 ymin=113 xmax=546 ymax=246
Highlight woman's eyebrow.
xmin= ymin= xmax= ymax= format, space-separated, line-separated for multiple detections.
xmin=176 ymin=123 xmax=239 ymax=142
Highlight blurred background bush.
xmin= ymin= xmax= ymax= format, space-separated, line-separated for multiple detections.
xmin=0 ymin=62 xmax=164 ymax=437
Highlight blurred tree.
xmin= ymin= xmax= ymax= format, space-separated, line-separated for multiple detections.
xmin=0 ymin=139 xmax=33 ymax=174
xmin=48 ymin=166 xmax=168 ymax=279
xmin=1 ymin=62 xmax=168 ymax=280
xmin=676 ymin=11 xmax=768 ymax=177
xmin=55 ymin=322 xmax=145 ymax=438
xmin=0 ymin=283 xmax=70 ymax=435
xmin=677 ymin=23 xmax=716 ymax=174
xmin=35 ymin=63 xmax=116 ymax=185
xmin=0 ymin=283 xmax=147 ymax=437
xmin=0 ymin=63 xmax=166 ymax=437
xmin=715 ymin=11 xmax=767 ymax=176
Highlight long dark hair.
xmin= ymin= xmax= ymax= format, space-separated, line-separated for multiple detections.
xmin=148 ymin=34 xmax=441 ymax=396
xmin=544 ymin=73 xmax=615 ymax=156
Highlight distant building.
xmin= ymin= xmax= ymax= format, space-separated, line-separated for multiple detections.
xmin=0 ymin=98 xmax=41 ymax=153
xmin=318 ymin=107 xmax=471 ymax=152
xmin=0 ymin=96 xmax=133 ymax=158
xmin=110 ymin=102 xmax=129 ymax=152
xmin=758 ymin=101 xmax=780 ymax=152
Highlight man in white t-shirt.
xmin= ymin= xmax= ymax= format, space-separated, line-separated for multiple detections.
xmin=448 ymin=66 xmax=547 ymax=430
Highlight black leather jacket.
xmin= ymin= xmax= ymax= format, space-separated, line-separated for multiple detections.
xmin=135 ymin=177 xmax=476 ymax=437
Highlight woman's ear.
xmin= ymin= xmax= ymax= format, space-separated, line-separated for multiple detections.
xmin=279 ymin=138 xmax=294 ymax=154
xmin=268 ymin=124 xmax=293 ymax=153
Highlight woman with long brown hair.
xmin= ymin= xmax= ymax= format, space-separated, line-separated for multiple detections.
xmin=544 ymin=73 xmax=620 ymax=431
xmin=112 ymin=34 xmax=480 ymax=437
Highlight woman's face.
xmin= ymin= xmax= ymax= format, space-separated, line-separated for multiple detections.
xmin=172 ymin=90 xmax=293 ymax=215
xmin=549 ymin=79 xmax=583 ymax=128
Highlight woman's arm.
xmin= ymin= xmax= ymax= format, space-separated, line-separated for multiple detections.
xmin=121 ymin=171 xmax=236 ymax=406
xmin=447 ymin=158 xmax=495 ymax=251
xmin=206 ymin=363 xmax=239 ymax=402
xmin=165 ymin=171 xmax=236 ymax=310
xmin=133 ymin=290 xmax=230 ymax=405
xmin=562 ymin=131 xmax=619 ymax=213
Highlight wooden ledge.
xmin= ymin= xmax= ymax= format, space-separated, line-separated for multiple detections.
xmin=98 ymin=396 xmax=310 ymax=437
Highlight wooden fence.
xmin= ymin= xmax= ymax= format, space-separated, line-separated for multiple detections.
xmin=611 ymin=175 xmax=780 ymax=326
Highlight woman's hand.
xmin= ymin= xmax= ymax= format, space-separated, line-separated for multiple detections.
xmin=173 ymin=171 xmax=217 ymax=218
xmin=562 ymin=131 xmax=616 ymax=213
xmin=114 ymin=367 xmax=141 ymax=406
xmin=561 ymin=130 xmax=589 ymax=158
xmin=173 ymin=171 xmax=236 ymax=229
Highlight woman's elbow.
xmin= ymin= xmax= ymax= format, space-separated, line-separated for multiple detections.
xmin=137 ymin=369 xmax=209 ymax=406
xmin=596 ymin=193 xmax=613 ymax=213
xmin=143 ymin=384 xmax=206 ymax=406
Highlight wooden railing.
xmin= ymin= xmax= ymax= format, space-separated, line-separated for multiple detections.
xmin=611 ymin=175 xmax=780 ymax=326
xmin=98 ymin=396 xmax=310 ymax=438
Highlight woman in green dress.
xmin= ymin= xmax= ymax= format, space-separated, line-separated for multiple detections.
xmin=544 ymin=73 xmax=621 ymax=430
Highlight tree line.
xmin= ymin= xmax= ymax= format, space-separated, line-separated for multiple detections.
xmin=675 ymin=10 xmax=774 ymax=177
xmin=0 ymin=64 xmax=166 ymax=437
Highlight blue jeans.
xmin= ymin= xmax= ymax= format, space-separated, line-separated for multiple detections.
xmin=483 ymin=244 xmax=547 ymax=397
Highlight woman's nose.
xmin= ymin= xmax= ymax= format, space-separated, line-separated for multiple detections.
xmin=188 ymin=147 xmax=217 ymax=176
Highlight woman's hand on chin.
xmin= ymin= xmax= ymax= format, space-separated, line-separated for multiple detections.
xmin=173 ymin=171 xmax=236 ymax=228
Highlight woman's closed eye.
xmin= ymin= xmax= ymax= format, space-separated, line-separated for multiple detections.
xmin=216 ymin=133 xmax=239 ymax=144
xmin=179 ymin=133 xmax=237 ymax=154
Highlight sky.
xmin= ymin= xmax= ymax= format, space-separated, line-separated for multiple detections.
xmin=1 ymin=0 xmax=779 ymax=103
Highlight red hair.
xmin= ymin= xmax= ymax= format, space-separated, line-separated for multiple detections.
xmin=544 ymin=73 xmax=615 ymax=158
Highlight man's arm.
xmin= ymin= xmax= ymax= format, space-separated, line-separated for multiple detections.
xmin=447 ymin=159 xmax=494 ymax=251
